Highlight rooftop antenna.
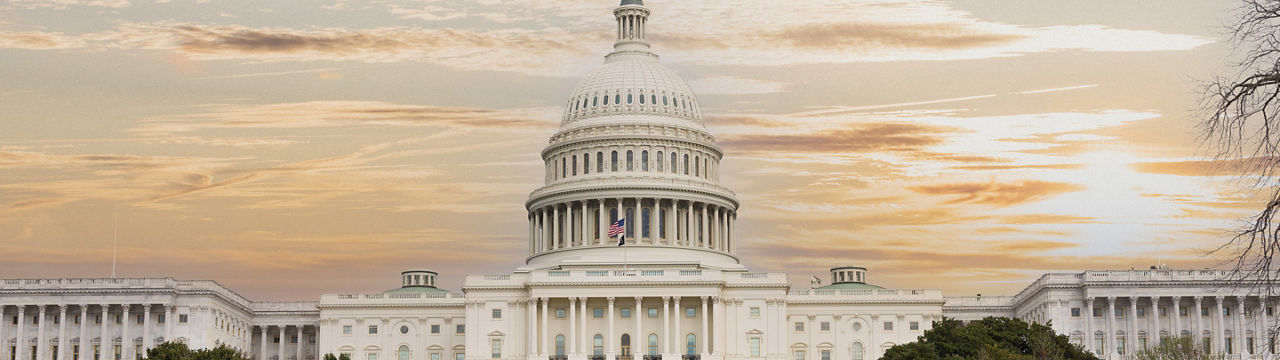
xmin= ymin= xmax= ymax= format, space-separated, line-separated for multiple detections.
xmin=112 ymin=203 xmax=118 ymax=278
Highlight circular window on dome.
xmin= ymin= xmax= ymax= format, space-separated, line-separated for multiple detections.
xmin=852 ymin=323 xmax=861 ymax=332
xmin=400 ymin=325 xmax=409 ymax=334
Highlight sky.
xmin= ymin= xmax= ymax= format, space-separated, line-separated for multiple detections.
xmin=0 ymin=0 xmax=1260 ymax=300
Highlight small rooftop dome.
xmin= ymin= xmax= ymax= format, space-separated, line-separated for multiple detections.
xmin=389 ymin=269 xmax=448 ymax=293
xmin=818 ymin=266 xmax=884 ymax=290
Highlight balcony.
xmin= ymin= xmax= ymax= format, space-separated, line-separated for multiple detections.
xmin=681 ymin=355 xmax=699 ymax=360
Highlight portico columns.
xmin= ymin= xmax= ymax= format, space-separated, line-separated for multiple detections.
xmin=1214 ymin=296 xmax=1224 ymax=354
xmin=542 ymin=298 xmax=550 ymax=357
xmin=37 ymin=305 xmax=47 ymax=360
xmin=1106 ymin=297 xmax=1116 ymax=356
xmin=553 ymin=206 xmax=560 ymax=250
xmin=671 ymin=297 xmax=681 ymax=355
xmin=699 ymin=297 xmax=708 ymax=357
xmin=570 ymin=298 xmax=577 ymax=357
xmin=1236 ymin=298 xmax=1245 ymax=355
xmin=297 ymin=325 xmax=305 ymax=360
xmin=700 ymin=206 xmax=708 ymax=248
xmin=685 ymin=203 xmax=692 ymax=246
xmin=582 ymin=201 xmax=589 ymax=247
xmin=634 ymin=297 xmax=643 ymax=360
xmin=1083 ymin=298 xmax=1093 ymax=353
xmin=1260 ymin=296 xmax=1269 ymax=355
xmin=278 ymin=325 xmax=286 ymax=360
xmin=1171 ymin=297 xmax=1181 ymax=342
xmin=1128 ymin=298 xmax=1137 ymax=355
xmin=17 ymin=306 xmax=26 ymax=360
xmin=164 ymin=305 xmax=173 ymax=351
xmin=1150 ymin=297 xmax=1160 ymax=346
xmin=143 ymin=305 xmax=152 ymax=353
xmin=99 ymin=305 xmax=109 ymax=360
xmin=607 ymin=298 xmax=616 ymax=359
xmin=260 ymin=326 xmax=268 ymax=360
xmin=661 ymin=297 xmax=670 ymax=357
xmin=58 ymin=305 xmax=68 ymax=360
xmin=580 ymin=298 xmax=588 ymax=355
xmin=527 ymin=299 xmax=537 ymax=357
xmin=1193 ymin=297 xmax=1204 ymax=349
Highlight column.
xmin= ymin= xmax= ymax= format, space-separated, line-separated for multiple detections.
xmin=0 ymin=305 xmax=6 ymax=360
xmin=1151 ymin=297 xmax=1160 ymax=346
xmin=671 ymin=298 xmax=681 ymax=355
xmin=1215 ymin=296 xmax=1224 ymax=354
xmin=1236 ymin=298 xmax=1245 ymax=356
xmin=700 ymin=205 xmax=708 ymax=248
xmin=541 ymin=208 xmax=549 ymax=251
xmin=37 ymin=305 xmax=47 ymax=360
xmin=570 ymin=298 xmax=578 ymax=357
xmin=662 ymin=297 xmax=670 ymax=357
xmin=1106 ymin=297 xmax=1115 ymax=356
xmin=598 ymin=200 xmax=607 ymax=245
xmin=278 ymin=325 xmax=286 ymax=360
xmin=1083 ymin=299 xmax=1093 ymax=353
xmin=297 ymin=325 xmax=304 ymax=360
xmin=528 ymin=299 xmax=537 ymax=357
xmin=17 ymin=306 xmax=26 ymax=360
xmin=648 ymin=200 xmax=657 ymax=245
xmin=99 ymin=305 xmax=109 ymax=360
xmin=580 ymin=298 xmax=588 ymax=355
xmin=713 ymin=207 xmax=721 ymax=250
xmin=143 ymin=305 xmax=152 ymax=353
xmin=164 ymin=305 xmax=173 ymax=350
xmin=699 ymin=297 xmax=708 ymax=357
xmin=668 ymin=200 xmax=676 ymax=245
xmin=1259 ymin=296 xmax=1268 ymax=355
xmin=685 ymin=203 xmax=692 ymax=246
xmin=553 ymin=206 xmax=560 ymax=250
xmin=634 ymin=297 xmax=642 ymax=360
xmin=582 ymin=202 xmax=589 ymax=247
xmin=712 ymin=298 xmax=723 ymax=356
xmin=530 ymin=214 xmax=535 ymax=253
xmin=1172 ymin=297 xmax=1182 ymax=343
xmin=260 ymin=326 xmax=268 ymax=360
xmin=542 ymin=298 xmax=550 ymax=357
xmin=831 ymin=315 xmax=841 ymax=360
xmin=1128 ymin=298 xmax=1137 ymax=355
xmin=1194 ymin=297 xmax=1204 ymax=349
xmin=568 ymin=202 xmax=576 ymax=247
xmin=607 ymin=298 xmax=616 ymax=359
xmin=79 ymin=305 xmax=89 ymax=360
xmin=58 ymin=305 xmax=68 ymax=360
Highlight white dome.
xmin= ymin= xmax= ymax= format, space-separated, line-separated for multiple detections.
xmin=560 ymin=57 xmax=703 ymax=127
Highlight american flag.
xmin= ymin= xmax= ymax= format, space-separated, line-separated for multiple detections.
xmin=609 ymin=218 xmax=626 ymax=245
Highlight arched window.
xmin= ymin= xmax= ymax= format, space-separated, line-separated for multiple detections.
xmin=704 ymin=158 xmax=709 ymax=178
xmin=399 ymin=346 xmax=410 ymax=360
xmin=610 ymin=209 xmax=618 ymax=224
xmin=597 ymin=152 xmax=604 ymax=173
xmin=562 ymin=156 xmax=567 ymax=178
xmin=850 ymin=343 xmax=863 ymax=360
xmin=648 ymin=334 xmax=659 ymax=356
xmin=604 ymin=94 xmax=610 ymax=105
xmin=694 ymin=156 xmax=700 ymax=177
xmin=627 ymin=94 xmax=633 ymax=104
xmin=555 ymin=335 xmax=566 ymax=356
xmin=663 ymin=96 xmax=668 ymax=106
xmin=572 ymin=155 xmax=577 ymax=176
xmin=583 ymin=98 xmax=589 ymax=109
xmin=670 ymin=153 xmax=677 ymax=173
xmin=626 ymin=208 xmax=635 ymax=238
xmin=656 ymin=151 xmax=663 ymax=172
xmin=651 ymin=95 xmax=657 ymax=105
xmin=658 ymin=209 xmax=665 ymax=239
xmin=621 ymin=334 xmax=633 ymax=356
xmin=683 ymin=154 xmax=689 ymax=175
xmin=641 ymin=208 xmax=651 ymax=238
xmin=626 ymin=151 xmax=634 ymax=171
xmin=615 ymin=94 xmax=620 ymax=105
xmin=593 ymin=335 xmax=604 ymax=356
xmin=686 ymin=334 xmax=696 ymax=355
xmin=641 ymin=151 xmax=649 ymax=171
xmin=639 ymin=93 xmax=645 ymax=104
xmin=584 ymin=153 xmax=590 ymax=174
xmin=611 ymin=151 xmax=619 ymax=172
xmin=593 ymin=96 xmax=598 ymax=107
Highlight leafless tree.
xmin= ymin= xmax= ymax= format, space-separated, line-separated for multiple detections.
xmin=1201 ymin=0 xmax=1280 ymax=294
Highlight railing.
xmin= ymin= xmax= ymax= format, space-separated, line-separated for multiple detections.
xmin=550 ymin=356 xmax=567 ymax=360
xmin=643 ymin=356 xmax=662 ymax=360
xmin=589 ymin=356 xmax=605 ymax=360
xmin=641 ymin=270 xmax=664 ymax=276
xmin=483 ymin=275 xmax=510 ymax=280
xmin=679 ymin=270 xmax=702 ymax=276
xmin=587 ymin=271 xmax=610 ymax=277
xmin=740 ymin=273 xmax=767 ymax=279
xmin=549 ymin=271 xmax=571 ymax=277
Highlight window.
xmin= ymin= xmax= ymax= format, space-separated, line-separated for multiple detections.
xmin=694 ymin=156 xmax=700 ymax=177
xmin=1202 ymin=307 xmax=1209 ymax=316
xmin=820 ymin=350 xmax=830 ymax=360
xmin=456 ymin=353 xmax=465 ymax=360
xmin=1137 ymin=308 xmax=1145 ymax=317
xmin=820 ymin=322 xmax=830 ymax=332
xmin=615 ymin=95 xmax=620 ymax=105
xmin=656 ymin=152 xmax=663 ymax=172
xmin=910 ymin=322 xmax=919 ymax=331
xmin=670 ymin=153 xmax=676 ymax=173
xmin=492 ymin=309 xmax=502 ymax=319
xmin=179 ymin=315 xmax=188 ymax=324
xmin=627 ymin=151 xmax=634 ymax=171
xmin=493 ymin=338 xmax=504 ymax=359
xmin=1093 ymin=308 xmax=1101 ymax=317
xmin=1269 ymin=307 xmax=1275 ymax=316
xmin=400 ymin=326 xmax=409 ymax=335
xmin=686 ymin=308 xmax=695 ymax=317
xmin=683 ymin=155 xmax=689 ymax=175
xmin=648 ymin=308 xmax=658 ymax=318
xmin=794 ymin=350 xmax=805 ymax=360
xmin=627 ymin=208 xmax=635 ymax=238
xmin=648 ymin=334 xmax=659 ymax=355
xmin=274 ymin=336 xmax=280 ymax=344
xmin=628 ymin=94 xmax=633 ymax=104
xmin=749 ymin=337 xmax=761 ymax=357
xmin=611 ymin=151 xmax=618 ymax=172
xmin=686 ymin=334 xmax=696 ymax=355
xmin=794 ymin=322 xmax=804 ymax=332
xmin=852 ymin=322 xmax=861 ymax=332
xmin=750 ymin=307 xmax=760 ymax=317
xmin=343 ymin=325 xmax=353 ymax=335
xmin=593 ymin=97 xmax=598 ymax=107
xmin=1115 ymin=308 xmax=1124 ymax=318
xmin=457 ymin=324 xmax=465 ymax=334
xmin=639 ymin=93 xmax=645 ymax=104
xmin=554 ymin=335 xmax=565 ymax=356
xmin=651 ymin=95 xmax=657 ymax=105
xmin=342 ymin=353 xmax=353 ymax=360
xmin=369 ymin=325 xmax=378 ymax=335
xmin=642 ymin=209 xmax=650 ymax=238
xmin=883 ymin=322 xmax=893 ymax=331
xmin=368 ymin=353 xmax=378 ymax=360
xmin=431 ymin=353 xmax=441 ymax=360
xmin=641 ymin=151 xmax=649 ymax=171
xmin=292 ymin=336 xmax=299 ymax=343
xmin=594 ymin=335 xmax=604 ymax=356
xmin=1224 ymin=307 xmax=1232 ymax=316
xmin=572 ymin=155 xmax=577 ymax=175
xmin=399 ymin=346 xmax=411 ymax=360
xmin=1071 ymin=308 xmax=1081 ymax=317
xmin=156 ymin=314 xmax=164 ymax=324
xmin=621 ymin=308 xmax=631 ymax=318
xmin=850 ymin=343 xmax=864 ymax=360
xmin=556 ymin=309 xmax=566 ymax=318
xmin=663 ymin=96 xmax=668 ymax=106
xmin=621 ymin=334 xmax=632 ymax=356
xmin=1159 ymin=307 xmax=1167 ymax=317
xmin=584 ymin=154 xmax=591 ymax=174
xmin=431 ymin=325 xmax=440 ymax=334
xmin=1180 ymin=307 xmax=1188 ymax=316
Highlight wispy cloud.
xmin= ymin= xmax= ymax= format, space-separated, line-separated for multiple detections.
xmin=909 ymin=180 xmax=1086 ymax=206
xmin=132 ymin=101 xmax=557 ymax=135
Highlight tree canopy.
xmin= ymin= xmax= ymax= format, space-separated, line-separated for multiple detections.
xmin=880 ymin=317 xmax=1098 ymax=360
xmin=144 ymin=342 xmax=250 ymax=360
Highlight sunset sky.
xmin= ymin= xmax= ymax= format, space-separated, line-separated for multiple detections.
xmin=0 ymin=0 xmax=1258 ymax=300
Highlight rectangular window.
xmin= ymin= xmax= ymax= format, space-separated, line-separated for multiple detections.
xmin=457 ymin=324 xmax=465 ymax=334
xmin=74 ymin=345 xmax=79 ymax=360
xmin=178 ymin=315 xmax=188 ymax=324
xmin=1202 ymin=307 xmax=1209 ymax=316
xmin=793 ymin=350 xmax=804 ymax=360
xmin=74 ymin=315 xmax=80 ymax=325
xmin=1092 ymin=308 xmax=1101 ymax=317
xmin=1224 ymin=308 xmax=1232 ymax=316
xmin=491 ymin=339 xmax=502 ymax=359
xmin=136 ymin=315 xmax=143 ymax=324
xmin=621 ymin=309 xmax=631 ymax=318
xmin=157 ymin=314 xmax=164 ymax=324
xmin=750 ymin=307 xmax=760 ymax=317
xmin=1071 ymin=308 xmax=1081 ymax=317
xmin=431 ymin=325 xmax=440 ymax=334
xmin=883 ymin=322 xmax=893 ymax=331
xmin=291 ymin=336 xmax=298 ymax=344
xmin=910 ymin=321 xmax=919 ymax=331
xmin=368 ymin=325 xmax=378 ymax=335
xmin=1137 ymin=308 xmax=1145 ymax=317
xmin=53 ymin=315 xmax=59 ymax=325
xmin=686 ymin=308 xmax=695 ymax=318
xmin=794 ymin=322 xmax=804 ymax=332
xmin=1159 ymin=307 xmax=1167 ymax=317
xmin=648 ymin=308 xmax=658 ymax=318
xmin=492 ymin=309 xmax=502 ymax=319
xmin=1226 ymin=337 xmax=1234 ymax=354
xmin=343 ymin=325 xmax=353 ymax=335
xmin=749 ymin=338 xmax=761 ymax=357
xmin=1117 ymin=338 xmax=1126 ymax=355
xmin=594 ymin=308 xmax=604 ymax=318
xmin=1269 ymin=307 xmax=1274 ymax=316
xmin=1180 ymin=307 xmax=1188 ymax=316
xmin=431 ymin=353 xmax=441 ymax=360
xmin=368 ymin=353 xmax=378 ymax=360
xmin=456 ymin=353 xmax=465 ymax=360
xmin=820 ymin=350 xmax=830 ymax=360
xmin=115 ymin=315 xmax=121 ymax=324
xmin=1115 ymin=308 xmax=1124 ymax=318
xmin=820 ymin=322 xmax=830 ymax=332
xmin=556 ymin=309 xmax=566 ymax=318
xmin=274 ymin=337 xmax=280 ymax=344
xmin=95 ymin=315 xmax=102 ymax=325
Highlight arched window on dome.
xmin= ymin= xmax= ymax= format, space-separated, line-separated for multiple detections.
xmin=656 ymin=151 xmax=663 ymax=173
xmin=671 ymin=153 xmax=677 ymax=173
xmin=703 ymin=158 xmax=708 ymax=179
xmin=610 ymin=208 xmax=619 ymax=225
xmin=641 ymin=151 xmax=649 ymax=171
xmin=658 ymin=209 xmax=665 ymax=239
xmin=584 ymin=153 xmax=590 ymax=174
xmin=598 ymin=152 xmax=604 ymax=173
xmin=611 ymin=151 xmax=618 ymax=172
xmin=626 ymin=207 xmax=635 ymax=238
xmin=583 ymin=97 xmax=589 ymax=109
xmin=593 ymin=96 xmax=598 ymax=107
xmin=651 ymin=95 xmax=657 ymax=105
xmin=626 ymin=151 xmax=634 ymax=171
xmin=641 ymin=208 xmax=650 ymax=238
xmin=604 ymin=94 xmax=610 ymax=106
xmin=694 ymin=156 xmax=700 ymax=177
xmin=627 ymin=93 xmax=633 ymax=104
xmin=683 ymin=154 xmax=689 ymax=175
xmin=615 ymin=94 xmax=620 ymax=105
xmin=562 ymin=156 xmax=567 ymax=179
xmin=572 ymin=155 xmax=577 ymax=176
xmin=663 ymin=96 xmax=668 ymax=106
xmin=639 ymin=93 xmax=645 ymax=104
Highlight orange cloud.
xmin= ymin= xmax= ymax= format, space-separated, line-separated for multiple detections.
xmin=909 ymin=180 xmax=1086 ymax=206
xmin=719 ymin=123 xmax=950 ymax=153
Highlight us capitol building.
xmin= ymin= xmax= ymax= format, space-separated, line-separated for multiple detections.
xmin=2 ymin=1 xmax=1273 ymax=360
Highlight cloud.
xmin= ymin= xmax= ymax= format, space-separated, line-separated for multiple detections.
xmin=1130 ymin=158 xmax=1277 ymax=177
xmin=765 ymin=22 xmax=1026 ymax=50
xmin=909 ymin=180 xmax=1086 ymax=206
xmin=132 ymin=101 xmax=556 ymax=135
xmin=0 ymin=31 xmax=86 ymax=49
xmin=687 ymin=75 xmax=786 ymax=95
xmin=719 ymin=123 xmax=949 ymax=153
xmin=5 ymin=0 xmax=129 ymax=10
